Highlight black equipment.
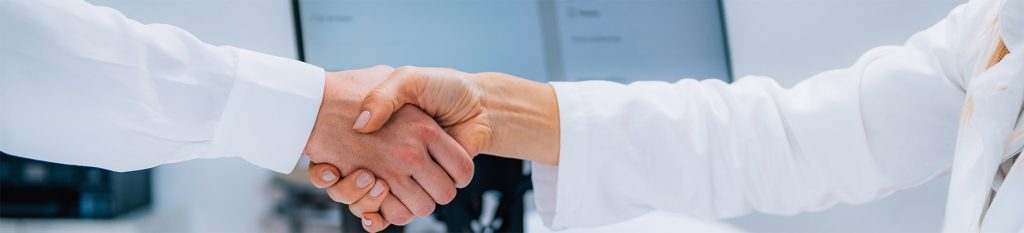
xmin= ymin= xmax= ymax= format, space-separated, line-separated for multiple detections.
xmin=0 ymin=151 xmax=152 ymax=219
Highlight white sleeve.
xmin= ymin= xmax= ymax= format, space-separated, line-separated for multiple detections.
xmin=0 ymin=0 xmax=324 ymax=174
xmin=532 ymin=3 xmax=971 ymax=230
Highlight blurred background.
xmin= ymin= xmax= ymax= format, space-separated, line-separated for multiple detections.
xmin=1 ymin=0 xmax=965 ymax=232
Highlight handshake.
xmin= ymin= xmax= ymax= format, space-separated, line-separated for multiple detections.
xmin=299 ymin=65 xmax=559 ymax=232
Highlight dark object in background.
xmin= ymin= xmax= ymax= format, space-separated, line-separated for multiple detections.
xmin=339 ymin=155 xmax=531 ymax=233
xmin=436 ymin=155 xmax=532 ymax=232
xmin=0 ymin=151 xmax=151 ymax=218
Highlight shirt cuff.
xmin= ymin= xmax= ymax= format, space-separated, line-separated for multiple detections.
xmin=530 ymin=161 xmax=561 ymax=229
xmin=530 ymin=82 xmax=596 ymax=230
xmin=534 ymin=81 xmax=665 ymax=230
xmin=210 ymin=47 xmax=325 ymax=174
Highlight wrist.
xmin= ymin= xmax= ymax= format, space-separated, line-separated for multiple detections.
xmin=472 ymin=73 xmax=560 ymax=165
xmin=305 ymin=71 xmax=381 ymax=154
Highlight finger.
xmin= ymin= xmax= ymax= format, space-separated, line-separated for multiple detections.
xmin=411 ymin=155 xmax=457 ymax=205
xmin=360 ymin=213 xmax=390 ymax=233
xmin=307 ymin=162 xmax=341 ymax=188
xmin=388 ymin=176 xmax=436 ymax=217
xmin=325 ymin=169 xmax=376 ymax=204
xmin=349 ymin=179 xmax=389 ymax=215
xmin=447 ymin=114 xmax=493 ymax=156
xmin=380 ymin=195 xmax=416 ymax=225
xmin=354 ymin=66 xmax=423 ymax=133
xmin=427 ymin=128 xmax=475 ymax=188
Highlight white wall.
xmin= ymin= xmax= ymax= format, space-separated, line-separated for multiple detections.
xmin=726 ymin=0 xmax=965 ymax=86
xmin=75 ymin=0 xmax=967 ymax=232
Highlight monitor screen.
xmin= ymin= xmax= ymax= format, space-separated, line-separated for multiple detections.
xmin=295 ymin=0 xmax=731 ymax=83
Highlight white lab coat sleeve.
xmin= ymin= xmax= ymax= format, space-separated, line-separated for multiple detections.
xmin=0 ymin=0 xmax=325 ymax=174
xmin=532 ymin=4 xmax=971 ymax=230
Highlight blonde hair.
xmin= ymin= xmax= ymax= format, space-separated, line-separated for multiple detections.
xmin=986 ymin=38 xmax=1010 ymax=69
xmin=986 ymin=16 xmax=1010 ymax=69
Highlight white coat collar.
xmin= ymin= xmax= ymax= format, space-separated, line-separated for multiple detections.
xmin=943 ymin=52 xmax=1024 ymax=232
xmin=981 ymin=154 xmax=1024 ymax=232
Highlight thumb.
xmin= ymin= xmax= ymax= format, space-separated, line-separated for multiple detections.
xmin=445 ymin=113 xmax=492 ymax=156
xmin=353 ymin=71 xmax=421 ymax=133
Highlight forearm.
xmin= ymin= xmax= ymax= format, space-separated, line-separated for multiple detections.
xmin=473 ymin=72 xmax=561 ymax=165
xmin=1 ymin=0 xmax=324 ymax=173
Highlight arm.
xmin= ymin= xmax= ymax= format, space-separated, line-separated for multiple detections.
xmin=352 ymin=11 xmax=964 ymax=231
xmin=472 ymin=73 xmax=561 ymax=163
xmin=350 ymin=2 xmax=983 ymax=231
xmin=0 ymin=2 xmax=476 ymax=228
xmin=0 ymin=0 xmax=323 ymax=173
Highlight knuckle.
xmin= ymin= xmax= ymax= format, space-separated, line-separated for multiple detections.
xmin=393 ymin=66 xmax=426 ymax=82
xmin=394 ymin=148 xmax=425 ymax=166
xmin=412 ymin=201 xmax=435 ymax=217
xmin=349 ymin=204 xmax=370 ymax=217
xmin=393 ymin=215 xmax=414 ymax=225
xmin=377 ymin=169 xmax=403 ymax=181
xmin=395 ymin=65 xmax=417 ymax=73
xmin=365 ymin=88 xmax=390 ymax=103
xmin=327 ymin=189 xmax=354 ymax=204
xmin=365 ymin=88 xmax=401 ymax=112
xmin=348 ymin=205 xmax=361 ymax=216
xmin=394 ymin=66 xmax=415 ymax=77
xmin=386 ymin=210 xmax=414 ymax=225
xmin=454 ymin=161 xmax=475 ymax=186
xmin=437 ymin=187 xmax=457 ymax=205
xmin=412 ymin=123 xmax=438 ymax=138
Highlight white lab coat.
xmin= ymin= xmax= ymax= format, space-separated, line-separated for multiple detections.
xmin=0 ymin=0 xmax=325 ymax=174
xmin=533 ymin=0 xmax=1024 ymax=232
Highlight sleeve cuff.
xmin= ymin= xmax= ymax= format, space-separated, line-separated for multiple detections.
xmin=210 ymin=47 xmax=325 ymax=174
xmin=531 ymin=162 xmax=562 ymax=229
xmin=531 ymin=82 xmax=591 ymax=230
xmin=533 ymin=81 xmax=664 ymax=230
xmin=529 ymin=82 xmax=603 ymax=230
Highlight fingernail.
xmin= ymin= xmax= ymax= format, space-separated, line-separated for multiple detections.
xmin=370 ymin=182 xmax=385 ymax=197
xmin=356 ymin=172 xmax=372 ymax=188
xmin=362 ymin=217 xmax=372 ymax=226
xmin=321 ymin=170 xmax=336 ymax=182
xmin=353 ymin=111 xmax=371 ymax=129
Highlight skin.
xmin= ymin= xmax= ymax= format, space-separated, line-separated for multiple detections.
xmin=312 ymin=66 xmax=561 ymax=232
xmin=303 ymin=66 xmax=477 ymax=229
xmin=356 ymin=66 xmax=562 ymax=164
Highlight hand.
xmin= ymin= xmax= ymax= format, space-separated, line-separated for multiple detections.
xmin=304 ymin=66 xmax=475 ymax=226
xmin=352 ymin=66 xmax=492 ymax=156
xmin=351 ymin=66 xmax=560 ymax=164
xmin=308 ymin=165 xmax=392 ymax=232
xmin=314 ymin=66 xmax=560 ymax=232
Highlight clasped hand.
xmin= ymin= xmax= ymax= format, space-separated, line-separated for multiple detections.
xmin=302 ymin=65 xmax=491 ymax=232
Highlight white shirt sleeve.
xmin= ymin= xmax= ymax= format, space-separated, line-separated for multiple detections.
xmin=0 ymin=0 xmax=324 ymax=174
xmin=532 ymin=3 xmax=974 ymax=230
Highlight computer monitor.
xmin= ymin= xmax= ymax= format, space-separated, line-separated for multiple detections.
xmin=293 ymin=0 xmax=732 ymax=83
xmin=292 ymin=1 xmax=731 ymax=231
